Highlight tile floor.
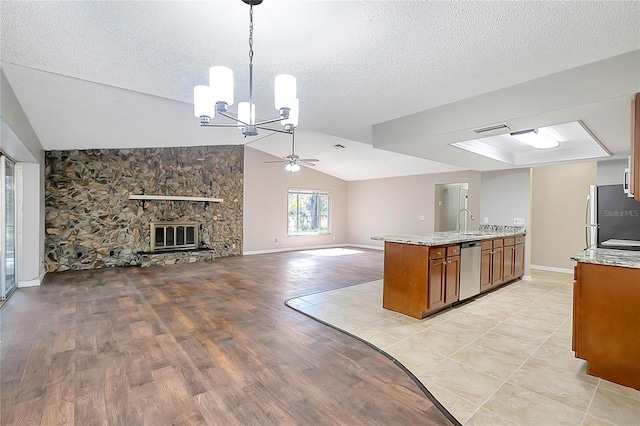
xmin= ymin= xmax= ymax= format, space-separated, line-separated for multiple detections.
xmin=287 ymin=270 xmax=640 ymax=425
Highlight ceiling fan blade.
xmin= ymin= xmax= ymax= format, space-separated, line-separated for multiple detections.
xmin=263 ymin=160 xmax=287 ymax=164
xmin=299 ymin=161 xmax=317 ymax=166
xmin=298 ymin=159 xmax=319 ymax=163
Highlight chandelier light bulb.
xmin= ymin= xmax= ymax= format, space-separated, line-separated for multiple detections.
xmin=209 ymin=66 xmax=234 ymax=106
xmin=281 ymin=98 xmax=299 ymax=128
xmin=193 ymin=85 xmax=215 ymax=119
xmin=274 ymin=74 xmax=297 ymax=111
xmin=237 ymin=102 xmax=256 ymax=127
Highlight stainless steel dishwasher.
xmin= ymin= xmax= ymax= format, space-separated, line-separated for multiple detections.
xmin=459 ymin=241 xmax=481 ymax=301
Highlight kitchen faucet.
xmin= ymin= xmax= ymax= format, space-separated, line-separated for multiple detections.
xmin=456 ymin=208 xmax=475 ymax=233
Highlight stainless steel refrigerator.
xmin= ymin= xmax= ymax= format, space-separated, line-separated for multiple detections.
xmin=586 ymin=184 xmax=640 ymax=250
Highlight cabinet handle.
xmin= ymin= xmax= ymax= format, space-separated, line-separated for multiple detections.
xmin=443 ymin=261 xmax=447 ymax=265
xmin=448 ymin=260 xmax=452 ymax=264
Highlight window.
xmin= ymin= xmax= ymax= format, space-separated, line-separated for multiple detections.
xmin=288 ymin=189 xmax=330 ymax=236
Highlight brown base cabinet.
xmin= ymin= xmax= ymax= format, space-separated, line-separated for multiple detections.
xmin=383 ymin=242 xmax=459 ymax=319
xmin=573 ymin=262 xmax=640 ymax=390
xmin=481 ymin=235 xmax=525 ymax=294
xmin=383 ymin=236 xmax=525 ymax=319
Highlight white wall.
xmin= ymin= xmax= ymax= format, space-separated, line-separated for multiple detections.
xmin=16 ymin=163 xmax=42 ymax=285
xmin=1 ymin=69 xmax=46 ymax=285
xmin=597 ymin=158 xmax=627 ymax=186
xmin=531 ymin=162 xmax=597 ymax=271
xmin=347 ymin=171 xmax=482 ymax=247
xmin=480 ymin=168 xmax=532 ymax=276
xmin=243 ymin=147 xmax=348 ymax=253
xmin=480 ymin=169 xmax=532 ymax=227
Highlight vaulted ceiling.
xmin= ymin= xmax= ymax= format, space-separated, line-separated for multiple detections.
xmin=1 ymin=1 xmax=639 ymax=180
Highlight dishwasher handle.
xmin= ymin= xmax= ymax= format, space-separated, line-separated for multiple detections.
xmin=461 ymin=241 xmax=481 ymax=249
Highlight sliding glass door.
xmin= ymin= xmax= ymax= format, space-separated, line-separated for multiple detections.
xmin=1 ymin=155 xmax=16 ymax=300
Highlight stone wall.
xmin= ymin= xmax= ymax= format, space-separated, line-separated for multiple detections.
xmin=44 ymin=146 xmax=243 ymax=271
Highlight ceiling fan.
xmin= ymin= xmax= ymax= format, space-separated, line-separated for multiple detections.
xmin=263 ymin=130 xmax=319 ymax=172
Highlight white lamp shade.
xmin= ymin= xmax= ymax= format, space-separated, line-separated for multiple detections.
xmin=285 ymin=163 xmax=301 ymax=172
xmin=193 ymin=85 xmax=215 ymax=118
xmin=209 ymin=66 xmax=234 ymax=106
xmin=281 ymin=98 xmax=299 ymax=127
xmin=237 ymin=102 xmax=255 ymax=127
xmin=274 ymin=74 xmax=297 ymax=110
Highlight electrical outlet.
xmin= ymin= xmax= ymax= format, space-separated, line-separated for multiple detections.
xmin=274 ymin=238 xmax=279 ymax=244
xmin=483 ymin=217 xmax=489 ymax=224
xmin=514 ymin=218 xmax=525 ymax=225
xmin=418 ymin=215 xmax=425 ymax=221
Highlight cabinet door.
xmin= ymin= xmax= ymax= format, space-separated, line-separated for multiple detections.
xmin=480 ymin=249 xmax=492 ymax=292
xmin=503 ymin=245 xmax=515 ymax=282
xmin=444 ymin=255 xmax=460 ymax=304
xmin=428 ymin=258 xmax=446 ymax=311
xmin=492 ymin=246 xmax=504 ymax=286
xmin=514 ymin=244 xmax=525 ymax=277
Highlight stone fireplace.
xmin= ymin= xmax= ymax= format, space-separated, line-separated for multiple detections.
xmin=150 ymin=221 xmax=199 ymax=252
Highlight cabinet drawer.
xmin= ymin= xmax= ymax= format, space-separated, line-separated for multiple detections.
xmin=504 ymin=237 xmax=515 ymax=246
xmin=429 ymin=246 xmax=446 ymax=259
xmin=492 ymin=238 xmax=504 ymax=248
xmin=447 ymin=245 xmax=460 ymax=256
xmin=515 ymin=236 xmax=525 ymax=244
xmin=481 ymin=240 xmax=493 ymax=250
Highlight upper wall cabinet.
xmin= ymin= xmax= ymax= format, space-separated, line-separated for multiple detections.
xmin=631 ymin=93 xmax=640 ymax=201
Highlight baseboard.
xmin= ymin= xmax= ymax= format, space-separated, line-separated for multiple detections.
xmin=530 ymin=264 xmax=574 ymax=274
xmin=522 ymin=275 xmax=532 ymax=281
xmin=18 ymin=278 xmax=41 ymax=287
xmin=243 ymin=243 xmax=345 ymax=256
xmin=243 ymin=243 xmax=385 ymax=256
xmin=345 ymin=244 xmax=384 ymax=251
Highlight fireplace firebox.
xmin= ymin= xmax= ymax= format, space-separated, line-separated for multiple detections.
xmin=150 ymin=221 xmax=199 ymax=252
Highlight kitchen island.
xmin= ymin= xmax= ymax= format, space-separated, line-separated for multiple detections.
xmin=372 ymin=226 xmax=526 ymax=319
xmin=570 ymin=248 xmax=640 ymax=391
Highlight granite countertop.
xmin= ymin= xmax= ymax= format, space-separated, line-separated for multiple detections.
xmin=371 ymin=225 xmax=526 ymax=247
xmin=570 ymin=248 xmax=640 ymax=269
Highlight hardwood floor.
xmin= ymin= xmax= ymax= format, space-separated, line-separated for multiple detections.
xmin=0 ymin=248 xmax=454 ymax=425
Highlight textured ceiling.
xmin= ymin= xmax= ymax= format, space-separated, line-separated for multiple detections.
xmin=1 ymin=1 xmax=639 ymax=180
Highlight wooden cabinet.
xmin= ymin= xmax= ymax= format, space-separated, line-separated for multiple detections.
xmin=631 ymin=92 xmax=640 ymax=201
xmin=514 ymin=236 xmax=525 ymax=278
xmin=382 ymin=242 xmax=460 ymax=319
xmin=480 ymin=235 xmax=525 ymax=293
xmin=428 ymin=246 xmax=460 ymax=311
xmin=503 ymin=238 xmax=515 ymax=282
xmin=573 ymin=262 xmax=640 ymax=390
xmin=503 ymin=235 xmax=526 ymax=281
xmin=481 ymin=238 xmax=504 ymax=292
xmin=444 ymin=255 xmax=460 ymax=304
xmin=480 ymin=240 xmax=493 ymax=292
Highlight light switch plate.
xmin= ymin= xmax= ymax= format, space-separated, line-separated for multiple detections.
xmin=514 ymin=218 xmax=525 ymax=225
xmin=418 ymin=215 xmax=425 ymax=221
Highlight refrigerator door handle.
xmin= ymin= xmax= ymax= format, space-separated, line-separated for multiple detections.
xmin=585 ymin=194 xmax=590 ymax=248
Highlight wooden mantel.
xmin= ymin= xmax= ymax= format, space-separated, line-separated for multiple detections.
xmin=128 ymin=194 xmax=223 ymax=203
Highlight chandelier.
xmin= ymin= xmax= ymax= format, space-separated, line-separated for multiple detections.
xmin=193 ymin=0 xmax=299 ymax=136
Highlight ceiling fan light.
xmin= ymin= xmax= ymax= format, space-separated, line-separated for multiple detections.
xmin=285 ymin=163 xmax=301 ymax=173
xmin=281 ymin=98 xmax=299 ymax=128
xmin=209 ymin=66 xmax=234 ymax=106
xmin=193 ymin=85 xmax=215 ymax=119
xmin=237 ymin=102 xmax=255 ymax=127
xmin=274 ymin=74 xmax=297 ymax=110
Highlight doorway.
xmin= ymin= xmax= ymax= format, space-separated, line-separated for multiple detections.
xmin=1 ymin=154 xmax=16 ymax=302
xmin=434 ymin=182 xmax=469 ymax=232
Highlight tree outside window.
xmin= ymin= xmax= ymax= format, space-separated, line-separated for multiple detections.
xmin=288 ymin=189 xmax=330 ymax=235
